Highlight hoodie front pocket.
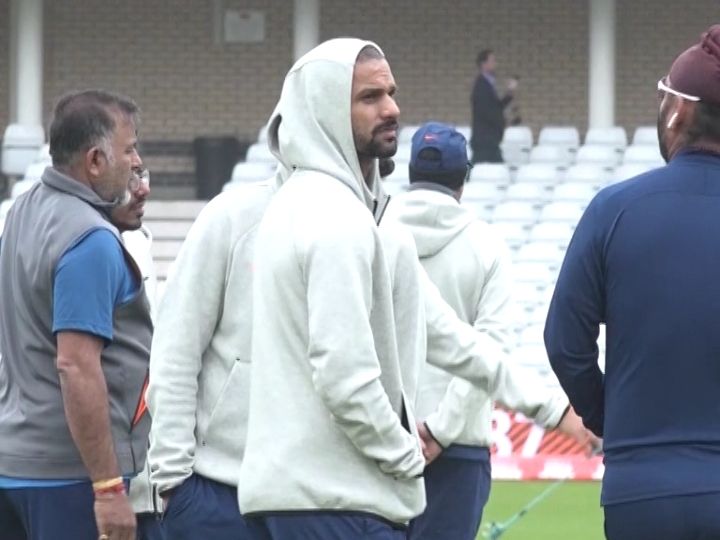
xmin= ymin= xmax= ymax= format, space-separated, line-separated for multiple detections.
xmin=198 ymin=358 xmax=252 ymax=452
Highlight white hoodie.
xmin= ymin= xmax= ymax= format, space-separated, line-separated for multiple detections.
xmin=236 ymin=38 xmax=428 ymax=525
xmin=146 ymin=179 xmax=276 ymax=495
xmin=386 ymin=186 xmax=568 ymax=448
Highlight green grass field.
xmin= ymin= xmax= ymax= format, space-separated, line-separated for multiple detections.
xmin=477 ymin=481 xmax=604 ymax=539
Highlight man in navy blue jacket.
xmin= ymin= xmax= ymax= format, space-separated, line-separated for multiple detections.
xmin=545 ymin=24 xmax=720 ymax=540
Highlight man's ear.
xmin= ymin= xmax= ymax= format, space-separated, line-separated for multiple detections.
xmin=668 ymin=99 xmax=693 ymax=130
xmin=85 ymin=147 xmax=104 ymax=178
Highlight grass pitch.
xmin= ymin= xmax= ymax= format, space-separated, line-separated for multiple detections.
xmin=477 ymin=481 xmax=604 ymax=539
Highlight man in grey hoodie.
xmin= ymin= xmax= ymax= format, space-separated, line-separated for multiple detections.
xmin=386 ymin=122 xmax=592 ymax=540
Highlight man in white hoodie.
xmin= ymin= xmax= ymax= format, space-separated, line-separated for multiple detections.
xmin=386 ymin=122 xmax=589 ymax=540
xmin=237 ymin=39 xmax=590 ymax=540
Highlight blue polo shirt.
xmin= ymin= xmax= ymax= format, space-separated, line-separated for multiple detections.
xmin=0 ymin=227 xmax=138 ymax=489
xmin=545 ymin=150 xmax=720 ymax=506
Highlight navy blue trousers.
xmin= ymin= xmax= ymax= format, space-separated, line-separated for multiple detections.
xmin=162 ymin=473 xmax=253 ymax=539
xmin=136 ymin=512 xmax=165 ymax=540
xmin=408 ymin=447 xmax=491 ymax=540
xmin=247 ymin=512 xmax=407 ymax=540
xmin=0 ymin=481 xmax=110 ymax=540
xmin=604 ymin=492 xmax=720 ymax=540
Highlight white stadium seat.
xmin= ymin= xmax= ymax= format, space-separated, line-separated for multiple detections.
xmin=529 ymin=222 xmax=575 ymax=244
xmin=469 ymin=163 xmax=511 ymax=185
xmin=492 ymin=201 xmax=539 ymax=224
xmin=540 ymin=201 xmax=586 ymax=223
xmin=462 ymin=182 xmax=504 ymax=203
xmin=563 ymin=163 xmax=610 ymax=186
xmin=584 ymin=127 xmax=628 ymax=151
xmin=529 ymin=145 xmax=571 ymax=168
xmin=552 ymin=182 xmax=598 ymax=203
xmin=612 ymin=162 xmax=660 ymax=183
xmin=538 ymin=126 xmax=580 ymax=163
xmin=512 ymin=261 xmax=555 ymax=286
xmin=515 ymin=163 xmax=560 ymax=186
xmin=501 ymin=126 xmax=533 ymax=166
xmin=632 ymin=126 xmax=659 ymax=147
xmin=505 ymin=183 xmax=549 ymax=203
xmin=575 ymin=144 xmax=619 ymax=169
xmin=230 ymin=161 xmax=275 ymax=183
xmin=623 ymin=144 xmax=664 ymax=165
xmin=490 ymin=221 xmax=529 ymax=247
xmin=514 ymin=241 xmax=566 ymax=266
xmin=245 ymin=143 xmax=277 ymax=164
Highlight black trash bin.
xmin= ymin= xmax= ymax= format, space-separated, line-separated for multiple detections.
xmin=193 ymin=136 xmax=241 ymax=200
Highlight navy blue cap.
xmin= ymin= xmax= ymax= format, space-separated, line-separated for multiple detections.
xmin=409 ymin=122 xmax=470 ymax=189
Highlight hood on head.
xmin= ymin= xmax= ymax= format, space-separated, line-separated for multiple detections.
xmin=267 ymin=37 xmax=384 ymax=209
xmin=387 ymin=188 xmax=475 ymax=258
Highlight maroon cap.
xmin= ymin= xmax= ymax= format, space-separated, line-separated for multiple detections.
xmin=668 ymin=25 xmax=720 ymax=104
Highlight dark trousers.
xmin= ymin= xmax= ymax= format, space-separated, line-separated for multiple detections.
xmin=471 ymin=144 xmax=504 ymax=164
xmin=162 ymin=473 xmax=253 ymax=540
xmin=604 ymin=492 xmax=720 ymax=540
xmin=408 ymin=450 xmax=492 ymax=540
xmin=247 ymin=512 xmax=407 ymax=540
xmin=0 ymin=482 xmax=99 ymax=540
xmin=137 ymin=512 xmax=165 ymax=540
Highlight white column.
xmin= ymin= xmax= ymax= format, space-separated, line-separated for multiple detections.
xmin=12 ymin=0 xmax=43 ymax=126
xmin=588 ymin=0 xmax=615 ymax=128
xmin=293 ymin=0 xmax=320 ymax=62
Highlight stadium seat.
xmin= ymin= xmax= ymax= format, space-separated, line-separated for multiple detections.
xmin=245 ymin=143 xmax=277 ymax=164
xmin=538 ymin=126 xmax=580 ymax=162
xmin=529 ymin=222 xmax=575 ymax=244
xmin=398 ymin=125 xmax=419 ymax=144
xmin=492 ymin=201 xmax=539 ymax=224
xmin=468 ymin=163 xmax=511 ymax=185
xmin=518 ymin=323 xmax=545 ymax=346
xmin=230 ymin=161 xmax=275 ymax=183
xmin=490 ymin=221 xmax=529 ymax=247
xmin=552 ymin=182 xmax=598 ymax=203
xmin=36 ymin=143 xmax=51 ymax=163
xmin=632 ymin=126 xmax=659 ymax=147
xmin=0 ymin=199 xmax=13 ymax=220
xmin=539 ymin=201 xmax=586 ymax=223
xmin=529 ymin=145 xmax=571 ymax=168
xmin=515 ymin=163 xmax=560 ymax=187
xmin=563 ymin=163 xmax=610 ymax=186
xmin=612 ymin=162 xmax=660 ymax=183
xmin=623 ymin=145 xmax=664 ymax=166
xmin=514 ymin=241 xmax=566 ymax=266
xmin=500 ymin=126 xmax=533 ymax=166
xmin=575 ymin=144 xmax=619 ymax=169
xmin=584 ymin=126 xmax=628 ymax=151
xmin=504 ymin=182 xmax=549 ymax=203
xmin=462 ymin=181 xmax=504 ymax=203
xmin=513 ymin=282 xmax=547 ymax=308
xmin=512 ymin=261 xmax=555 ymax=286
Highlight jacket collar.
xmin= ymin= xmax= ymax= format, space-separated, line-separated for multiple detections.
xmin=41 ymin=166 xmax=118 ymax=212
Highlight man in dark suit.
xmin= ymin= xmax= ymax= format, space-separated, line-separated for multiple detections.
xmin=470 ymin=49 xmax=517 ymax=163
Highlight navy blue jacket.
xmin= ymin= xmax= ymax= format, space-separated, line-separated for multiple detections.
xmin=545 ymin=150 xmax=720 ymax=505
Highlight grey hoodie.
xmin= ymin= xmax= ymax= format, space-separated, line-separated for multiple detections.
xmin=387 ymin=186 xmax=568 ymax=448
xmin=237 ymin=38 xmax=427 ymax=525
